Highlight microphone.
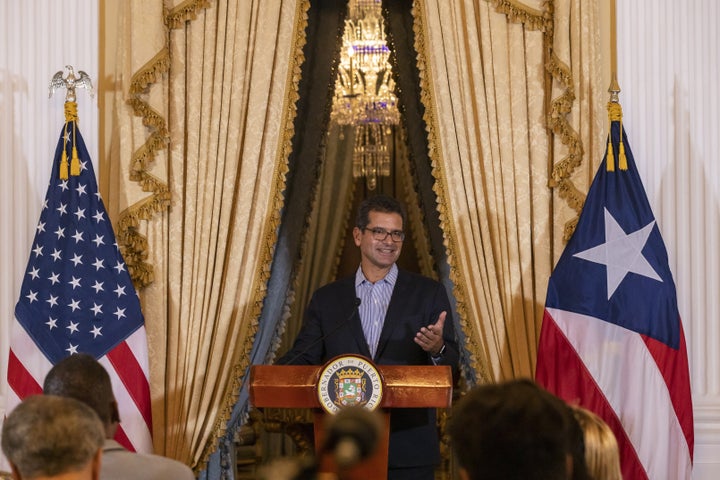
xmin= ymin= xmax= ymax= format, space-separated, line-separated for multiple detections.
xmin=258 ymin=404 xmax=380 ymax=479
xmin=322 ymin=405 xmax=382 ymax=468
xmin=278 ymin=297 xmax=362 ymax=365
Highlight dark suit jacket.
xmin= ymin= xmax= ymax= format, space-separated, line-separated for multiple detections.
xmin=279 ymin=269 xmax=459 ymax=468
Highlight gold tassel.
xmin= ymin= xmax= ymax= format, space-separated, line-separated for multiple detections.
xmin=607 ymin=136 xmax=615 ymax=171
xmin=60 ymin=119 xmax=69 ymax=180
xmin=607 ymin=101 xmax=627 ymax=171
xmin=60 ymin=149 xmax=69 ymax=180
xmin=69 ymin=103 xmax=81 ymax=176
xmin=59 ymin=101 xmax=80 ymax=179
xmin=618 ymin=140 xmax=627 ymax=170
xmin=71 ymin=146 xmax=80 ymax=175
xmin=618 ymin=119 xmax=627 ymax=170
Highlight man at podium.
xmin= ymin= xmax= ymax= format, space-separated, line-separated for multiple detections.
xmin=279 ymin=195 xmax=459 ymax=480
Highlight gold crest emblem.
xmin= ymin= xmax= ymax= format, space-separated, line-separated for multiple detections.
xmin=317 ymin=355 xmax=384 ymax=414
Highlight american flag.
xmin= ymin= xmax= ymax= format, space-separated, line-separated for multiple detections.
xmin=6 ymin=113 xmax=153 ymax=456
xmin=536 ymin=118 xmax=694 ymax=478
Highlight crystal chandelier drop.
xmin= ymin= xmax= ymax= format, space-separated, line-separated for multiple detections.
xmin=330 ymin=0 xmax=400 ymax=190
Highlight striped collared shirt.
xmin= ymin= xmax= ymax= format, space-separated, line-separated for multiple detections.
xmin=355 ymin=264 xmax=398 ymax=358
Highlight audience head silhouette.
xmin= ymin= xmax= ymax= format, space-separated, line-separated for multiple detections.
xmin=43 ymin=353 xmax=118 ymax=438
xmin=449 ymin=378 xmax=584 ymax=480
xmin=2 ymin=394 xmax=104 ymax=480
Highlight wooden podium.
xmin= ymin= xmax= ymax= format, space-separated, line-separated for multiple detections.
xmin=249 ymin=357 xmax=452 ymax=480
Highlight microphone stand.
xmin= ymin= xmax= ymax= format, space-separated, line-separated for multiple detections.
xmin=278 ymin=298 xmax=362 ymax=366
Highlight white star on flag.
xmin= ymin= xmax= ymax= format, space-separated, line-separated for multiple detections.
xmin=573 ymin=209 xmax=662 ymax=299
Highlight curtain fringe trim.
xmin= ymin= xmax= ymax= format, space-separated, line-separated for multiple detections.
xmin=165 ymin=0 xmax=212 ymax=29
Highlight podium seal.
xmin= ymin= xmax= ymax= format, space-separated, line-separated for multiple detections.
xmin=317 ymin=355 xmax=384 ymax=414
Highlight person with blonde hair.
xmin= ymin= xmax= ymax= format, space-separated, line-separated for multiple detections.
xmin=571 ymin=406 xmax=622 ymax=480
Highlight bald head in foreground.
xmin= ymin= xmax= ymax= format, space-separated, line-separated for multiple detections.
xmin=2 ymin=394 xmax=105 ymax=480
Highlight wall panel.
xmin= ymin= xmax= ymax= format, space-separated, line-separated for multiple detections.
xmin=616 ymin=1 xmax=720 ymax=477
xmin=0 ymin=0 xmax=98 ymax=457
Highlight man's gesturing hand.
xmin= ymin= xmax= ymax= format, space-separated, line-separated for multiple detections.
xmin=414 ymin=311 xmax=446 ymax=356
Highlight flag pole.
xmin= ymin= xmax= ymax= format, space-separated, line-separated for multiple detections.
xmin=606 ymin=0 xmax=626 ymax=170
xmin=608 ymin=0 xmax=620 ymax=102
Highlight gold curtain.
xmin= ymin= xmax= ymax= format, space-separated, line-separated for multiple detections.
xmin=109 ymin=0 xmax=306 ymax=470
xmin=415 ymin=0 xmax=605 ymax=382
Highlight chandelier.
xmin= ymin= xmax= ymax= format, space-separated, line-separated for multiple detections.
xmin=330 ymin=0 xmax=400 ymax=190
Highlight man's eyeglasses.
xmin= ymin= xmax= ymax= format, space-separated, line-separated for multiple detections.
xmin=363 ymin=227 xmax=405 ymax=242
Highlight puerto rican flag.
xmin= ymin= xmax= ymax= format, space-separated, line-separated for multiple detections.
xmin=4 ymin=112 xmax=153 ymax=471
xmin=536 ymin=118 xmax=693 ymax=479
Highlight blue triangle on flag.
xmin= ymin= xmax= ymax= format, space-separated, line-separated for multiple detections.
xmin=545 ymin=121 xmax=680 ymax=349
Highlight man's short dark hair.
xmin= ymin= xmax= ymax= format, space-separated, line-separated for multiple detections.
xmin=355 ymin=195 xmax=406 ymax=230
xmin=2 ymin=394 xmax=104 ymax=478
xmin=449 ymin=379 xmax=579 ymax=480
xmin=43 ymin=353 xmax=115 ymax=425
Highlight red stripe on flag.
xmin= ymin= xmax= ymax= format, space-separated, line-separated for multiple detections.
xmin=106 ymin=341 xmax=152 ymax=430
xmin=642 ymin=322 xmax=694 ymax=458
xmin=114 ymin=424 xmax=136 ymax=452
xmin=7 ymin=349 xmax=43 ymax=398
xmin=535 ymin=311 xmax=648 ymax=480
